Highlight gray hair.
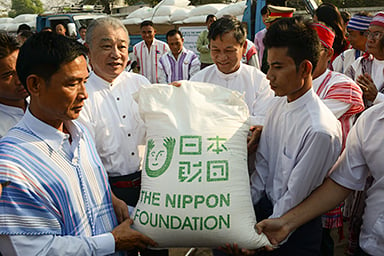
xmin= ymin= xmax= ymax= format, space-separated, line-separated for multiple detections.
xmin=86 ymin=17 xmax=129 ymax=48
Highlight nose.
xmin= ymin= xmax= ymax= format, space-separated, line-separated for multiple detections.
xmin=110 ymin=45 xmax=121 ymax=59
xmin=78 ymin=81 xmax=88 ymax=100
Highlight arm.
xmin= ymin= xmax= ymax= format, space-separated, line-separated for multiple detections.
xmin=196 ymin=31 xmax=209 ymax=53
xmin=321 ymin=98 xmax=352 ymax=119
xmin=251 ymin=75 xmax=275 ymax=125
xmin=256 ymin=178 xmax=352 ymax=246
xmin=271 ymin=131 xmax=341 ymax=219
xmin=357 ymin=73 xmax=384 ymax=104
xmin=111 ymin=192 xmax=129 ymax=223
xmin=189 ymin=55 xmax=201 ymax=78
xmin=0 ymin=219 xmax=158 ymax=256
xmin=158 ymin=58 xmax=168 ymax=84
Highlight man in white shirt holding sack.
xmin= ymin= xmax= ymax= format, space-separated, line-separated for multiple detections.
xmin=78 ymin=17 xmax=150 ymax=208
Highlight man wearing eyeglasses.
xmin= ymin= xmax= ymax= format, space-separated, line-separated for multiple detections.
xmin=0 ymin=33 xmax=29 ymax=139
xmin=332 ymin=12 xmax=373 ymax=74
xmin=346 ymin=11 xmax=384 ymax=108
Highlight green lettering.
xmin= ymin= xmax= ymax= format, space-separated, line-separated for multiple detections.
xmin=181 ymin=216 xmax=193 ymax=230
xmin=149 ymin=212 xmax=158 ymax=227
xmin=171 ymin=215 xmax=182 ymax=229
xmin=204 ymin=215 xmax=218 ymax=230
xmin=219 ymin=214 xmax=230 ymax=229
xmin=220 ymin=193 xmax=230 ymax=207
xmin=159 ymin=214 xmax=169 ymax=228
xmin=152 ymin=192 xmax=161 ymax=206
xmin=206 ymin=194 xmax=218 ymax=208
xmin=165 ymin=194 xmax=176 ymax=208
xmin=194 ymin=195 xmax=205 ymax=209
xmin=139 ymin=210 xmax=149 ymax=225
xmin=183 ymin=195 xmax=193 ymax=208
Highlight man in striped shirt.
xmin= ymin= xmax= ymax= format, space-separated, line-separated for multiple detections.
xmin=0 ymin=32 xmax=156 ymax=256
xmin=158 ymin=29 xmax=200 ymax=83
xmin=132 ymin=20 xmax=169 ymax=83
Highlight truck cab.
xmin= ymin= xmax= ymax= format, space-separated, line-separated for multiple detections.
xmin=36 ymin=5 xmax=105 ymax=39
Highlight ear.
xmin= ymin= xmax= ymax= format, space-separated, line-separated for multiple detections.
xmin=26 ymin=75 xmax=44 ymax=96
xmin=241 ymin=42 xmax=247 ymax=55
xmin=326 ymin=47 xmax=334 ymax=59
xmin=299 ymin=60 xmax=313 ymax=79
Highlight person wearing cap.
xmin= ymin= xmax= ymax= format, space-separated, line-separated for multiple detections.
xmin=260 ymin=5 xmax=295 ymax=73
xmin=345 ymin=11 xmax=384 ymax=109
xmin=311 ymin=22 xmax=364 ymax=256
xmin=332 ymin=12 xmax=373 ymax=74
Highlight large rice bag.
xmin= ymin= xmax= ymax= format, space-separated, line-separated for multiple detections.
xmin=132 ymin=81 xmax=271 ymax=249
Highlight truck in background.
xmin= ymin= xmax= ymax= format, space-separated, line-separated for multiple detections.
xmin=35 ymin=5 xmax=105 ymax=39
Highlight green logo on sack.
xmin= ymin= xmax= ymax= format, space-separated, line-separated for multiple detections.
xmin=145 ymin=137 xmax=176 ymax=178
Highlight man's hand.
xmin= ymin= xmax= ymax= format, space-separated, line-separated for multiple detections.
xmin=111 ymin=219 xmax=158 ymax=251
xmin=357 ymin=73 xmax=378 ymax=102
xmin=255 ymin=218 xmax=291 ymax=247
xmin=169 ymin=81 xmax=182 ymax=87
xmin=247 ymin=126 xmax=263 ymax=154
xmin=111 ymin=192 xmax=129 ymax=223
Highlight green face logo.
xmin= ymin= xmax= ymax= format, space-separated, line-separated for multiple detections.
xmin=145 ymin=137 xmax=176 ymax=178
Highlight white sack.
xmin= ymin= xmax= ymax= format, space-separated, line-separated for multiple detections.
xmin=216 ymin=1 xmax=247 ymax=18
xmin=189 ymin=4 xmax=227 ymax=17
xmin=132 ymin=81 xmax=271 ymax=249
xmin=152 ymin=15 xmax=171 ymax=24
xmin=127 ymin=7 xmax=154 ymax=19
xmin=170 ymin=7 xmax=191 ymax=22
xmin=183 ymin=15 xmax=206 ymax=24
xmin=122 ymin=18 xmax=143 ymax=25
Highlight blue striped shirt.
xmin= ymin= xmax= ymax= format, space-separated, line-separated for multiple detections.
xmin=0 ymin=109 xmax=117 ymax=237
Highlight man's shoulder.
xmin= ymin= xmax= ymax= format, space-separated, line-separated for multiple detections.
xmin=190 ymin=65 xmax=215 ymax=81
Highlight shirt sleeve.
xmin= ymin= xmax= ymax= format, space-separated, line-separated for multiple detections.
xmin=196 ymin=31 xmax=209 ymax=53
xmin=330 ymin=115 xmax=369 ymax=191
xmin=321 ymin=98 xmax=352 ymax=119
xmin=373 ymin=92 xmax=384 ymax=105
xmin=158 ymin=57 xmax=168 ymax=84
xmin=189 ymin=55 xmax=201 ymax=78
xmin=0 ymin=233 xmax=115 ymax=256
xmin=270 ymin=131 xmax=341 ymax=218
xmin=250 ymin=74 xmax=275 ymax=125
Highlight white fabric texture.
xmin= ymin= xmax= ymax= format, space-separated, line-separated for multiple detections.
xmin=132 ymin=81 xmax=271 ymax=249
xmin=251 ymin=89 xmax=342 ymax=219
xmin=330 ymin=103 xmax=384 ymax=255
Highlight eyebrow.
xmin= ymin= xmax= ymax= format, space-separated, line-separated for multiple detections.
xmin=100 ymin=38 xmax=127 ymax=43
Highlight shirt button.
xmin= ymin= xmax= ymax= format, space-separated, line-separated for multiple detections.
xmin=131 ymin=152 xmax=135 ymax=156
xmin=128 ymin=133 xmax=131 ymax=137
xmin=122 ymin=115 xmax=126 ymax=119
xmin=117 ymin=97 xmax=120 ymax=101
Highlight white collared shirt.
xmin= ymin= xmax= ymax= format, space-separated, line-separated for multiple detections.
xmin=0 ymin=103 xmax=25 ymax=138
xmin=330 ymin=103 xmax=384 ymax=255
xmin=132 ymin=38 xmax=170 ymax=83
xmin=251 ymin=89 xmax=342 ymax=219
xmin=78 ymin=71 xmax=151 ymax=177
xmin=190 ymin=63 xmax=274 ymax=125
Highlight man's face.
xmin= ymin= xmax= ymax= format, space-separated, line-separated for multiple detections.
xmin=167 ymin=33 xmax=184 ymax=57
xmin=266 ymin=47 xmax=309 ymax=102
xmin=210 ymin=31 xmax=245 ymax=74
xmin=30 ymin=55 xmax=88 ymax=128
xmin=365 ymin=25 xmax=384 ymax=57
xmin=141 ymin=25 xmax=155 ymax=45
xmin=79 ymin=28 xmax=87 ymax=40
xmin=206 ymin=17 xmax=216 ymax=29
xmin=313 ymin=46 xmax=333 ymax=78
xmin=347 ymin=29 xmax=367 ymax=51
xmin=0 ymin=50 xmax=28 ymax=104
xmin=88 ymin=26 xmax=129 ymax=82
xmin=55 ymin=24 xmax=66 ymax=36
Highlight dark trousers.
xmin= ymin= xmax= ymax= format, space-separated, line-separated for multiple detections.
xmin=255 ymin=195 xmax=322 ymax=256
xmin=109 ymin=172 xmax=141 ymax=207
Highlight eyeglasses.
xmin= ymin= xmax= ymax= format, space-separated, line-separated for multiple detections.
xmin=363 ymin=31 xmax=384 ymax=40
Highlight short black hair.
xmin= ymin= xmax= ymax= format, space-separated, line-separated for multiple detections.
xmin=206 ymin=14 xmax=216 ymax=23
xmin=208 ymin=16 xmax=246 ymax=45
xmin=261 ymin=5 xmax=269 ymax=15
xmin=16 ymin=32 xmax=88 ymax=91
xmin=17 ymin=24 xmax=31 ymax=34
xmin=166 ymin=29 xmax=183 ymax=40
xmin=141 ymin=20 xmax=154 ymax=28
xmin=0 ymin=32 xmax=20 ymax=59
xmin=79 ymin=26 xmax=87 ymax=31
xmin=264 ymin=17 xmax=321 ymax=72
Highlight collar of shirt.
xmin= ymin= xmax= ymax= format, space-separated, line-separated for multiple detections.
xmin=169 ymin=47 xmax=187 ymax=61
xmin=285 ymin=87 xmax=316 ymax=110
xmin=312 ymin=68 xmax=330 ymax=92
xmin=22 ymin=108 xmax=82 ymax=153
xmin=214 ymin=62 xmax=243 ymax=80
xmin=89 ymin=70 xmax=126 ymax=89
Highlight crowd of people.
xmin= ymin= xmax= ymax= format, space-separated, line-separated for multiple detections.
xmin=0 ymin=3 xmax=383 ymax=256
